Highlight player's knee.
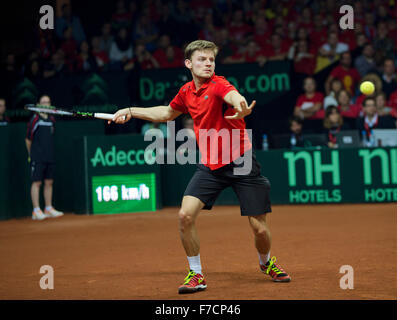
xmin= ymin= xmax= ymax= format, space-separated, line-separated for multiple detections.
xmin=178 ymin=209 xmax=194 ymax=229
xmin=255 ymin=228 xmax=269 ymax=239
xmin=32 ymin=181 xmax=42 ymax=187
xmin=252 ymin=223 xmax=269 ymax=239
xmin=44 ymin=179 xmax=53 ymax=186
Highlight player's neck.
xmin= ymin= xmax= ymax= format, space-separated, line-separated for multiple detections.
xmin=192 ymin=75 xmax=210 ymax=90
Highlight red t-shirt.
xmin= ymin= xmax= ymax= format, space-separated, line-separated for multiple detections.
xmin=228 ymin=23 xmax=253 ymax=42
xmin=330 ymin=66 xmax=361 ymax=96
xmin=170 ymin=74 xmax=252 ymax=170
xmin=338 ymin=104 xmax=362 ymax=118
xmin=388 ymin=90 xmax=397 ymax=109
xmin=153 ymin=46 xmax=184 ymax=67
xmin=296 ymin=92 xmax=325 ymax=119
xmin=294 ymin=56 xmax=316 ymax=75
xmin=262 ymin=42 xmax=290 ymax=58
xmin=310 ymin=29 xmax=328 ymax=49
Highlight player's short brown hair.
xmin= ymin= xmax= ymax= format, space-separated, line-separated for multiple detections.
xmin=184 ymin=40 xmax=219 ymax=60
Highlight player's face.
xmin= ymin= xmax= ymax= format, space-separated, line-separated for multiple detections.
xmin=186 ymin=50 xmax=215 ymax=79
xmin=39 ymin=96 xmax=51 ymax=106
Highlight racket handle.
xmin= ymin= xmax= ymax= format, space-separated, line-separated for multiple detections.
xmin=94 ymin=113 xmax=115 ymax=120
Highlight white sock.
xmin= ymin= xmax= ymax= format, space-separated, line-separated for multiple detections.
xmin=33 ymin=207 xmax=41 ymax=213
xmin=187 ymin=254 xmax=202 ymax=274
xmin=45 ymin=206 xmax=52 ymax=211
xmin=258 ymin=252 xmax=271 ymax=265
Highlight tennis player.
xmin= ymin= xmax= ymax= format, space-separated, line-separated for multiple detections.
xmin=112 ymin=40 xmax=291 ymax=294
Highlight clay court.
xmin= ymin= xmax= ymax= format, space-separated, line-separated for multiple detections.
xmin=0 ymin=203 xmax=396 ymax=300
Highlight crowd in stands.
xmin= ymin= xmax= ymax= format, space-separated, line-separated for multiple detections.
xmin=1 ymin=0 xmax=397 ymax=147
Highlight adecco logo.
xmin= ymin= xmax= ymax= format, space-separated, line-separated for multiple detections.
xmin=90 ymin=146 xmax=155 ymax=167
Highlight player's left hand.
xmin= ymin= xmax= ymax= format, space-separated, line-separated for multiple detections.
xmin=224 ymin=100 xmax=256 ymax=120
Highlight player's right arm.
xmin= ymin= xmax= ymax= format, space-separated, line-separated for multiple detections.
xmin=112 ymin=105 xmax=182 ymax=124
xmin=25 ymin=138 xmax=31 ymax=156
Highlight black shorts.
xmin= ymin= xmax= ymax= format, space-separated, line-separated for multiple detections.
xmin=184 ymin=152 xmax=271 ymax=216
xmin=30 ymin=161 xmax=55 ymax=182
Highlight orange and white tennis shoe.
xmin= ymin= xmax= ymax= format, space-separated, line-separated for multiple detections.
xmin=178 ymin=270 xmax=207 ymax=294
xmin=44 ymin=207 xmax=64 ymax=218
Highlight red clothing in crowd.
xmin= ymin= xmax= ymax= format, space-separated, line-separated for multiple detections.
xmin=310 ymin=29 xmax=328 ymax=50
xmin=330 ymin=66 xmax=361 ymax=96
xmin=228 ymin=23 xmax=253 ymax=42
xmin=294 ymin=55 xmax=316 ymax=75
xmin=153 ymin=46 xmax=184 ymax=68
xmin=262 ymin=41 xmax=290 ymax=58
xmin=296 ymin=92 xmax=325 ymax=119
xmin=388 ymin=90 xmax=397 ymax=109
xmin=338 ymin=104 xmax=362 ymax=118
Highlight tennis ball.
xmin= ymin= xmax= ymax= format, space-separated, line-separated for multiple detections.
xmin=360 ymin=81 xmax=375 ymax=95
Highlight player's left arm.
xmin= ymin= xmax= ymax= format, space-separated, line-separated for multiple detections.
xmin=223 ymin=90 xmax=256 ymax=120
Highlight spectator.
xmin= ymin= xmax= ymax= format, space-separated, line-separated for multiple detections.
xmin=0 ymin=98 xmax=10 ymax=126
xmin=336 ymin=89 xmax=361 ymax=128
xmin=43 ymin=50 xmax=67 ymax=79
xmin=363 ymin=12 xmax=376 ymax=41
xmin=109 ymin=28 xmax=133 ymax=70
xmin=288 ymin=116 xmax=305 ymax=148
xmin=386 ymin=19 xmax=397 ymax=46
xmin=156 ymin=2 xmax=178 ymax=37
xmin=198 ymin=13 xmax=217 ymax=42
xmin=227 ymin=9 xmax=253 ymax=47
xmin=91 ymin=36 xmax=110 ymax=71
xmin=60 ymin=27 xmax=78 ymax=71
xmin=376 ymin=4 xmax=391 ymax=22
xmin=324 ymin=78 xmax=343 ymax=109
xmin=323 ymin=106 xmax=350 ymax=148
xmin=373 ymin=21 xmax=395 ymax=62
xmin=133 ymin=44 xmax=159 ymax=70
xmin=0 ymin=54 xmax=21 ymax=103
xmin=357 ymin=97 xmax=396 ymax=142
xmin=289 ymin=40 xmax=316 ymax=75
xmin=76 ymin=41 xmax=98 ymax=73
xmin=25 ymin=95 xmax=64 ymax=221
xmin=297 ymin=7 xmax=313 ymax=31
xmin=294 ymin=77 xmax=325 ymax=122
xmin=170 ymin=0 xmax=198 ymax=44
xmin=325 ymin=52 xmax=361 ymax=96
xmin=252 ymin=19 xmax=271 ymax=50
xmin=310 ymin=14 xmax=328 ymax=50
xmin=99 ymin=23 xmax=114 ymax=55
xmin=132 ymin=14 xmax=159 ymax=52
xmin=388 ymin=88 xmax=397 ymax=112
xmin=375 ymin=92 xmax=397 ymax=118
xmin=153 ymin=35 xmax=184 ymax=68
xmin=157 ymin=46 xmax=184 ymax=69
xmin=25 ymin=60 xmax=43 ymax=85
xmin=380 ymin=58 xmax=397 ymax=99
xmin=350 ymin=32 xmax=368 ymax=61
xmin=229 ymin=40 xmax=265 ymax=65
xmin=213 ymin=28 xmax=236 ymax=64
xmin=318 ymin=31 xmax=349 ymax=64
xmin=111 ymin=0 xmax=132 ymax=31
xmin=263 ymin=33 xmax=289 ymax=61
xmin=55 ymin=3 xmax=86 ymax=44
xmin=354 ymin=43 xmax=377 ymax=77
xmin=37 ymin=29 xmax=56 ymax=60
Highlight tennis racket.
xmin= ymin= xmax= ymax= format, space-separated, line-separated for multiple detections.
xmin=24 ymin=104 xmax=119 ymax=121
